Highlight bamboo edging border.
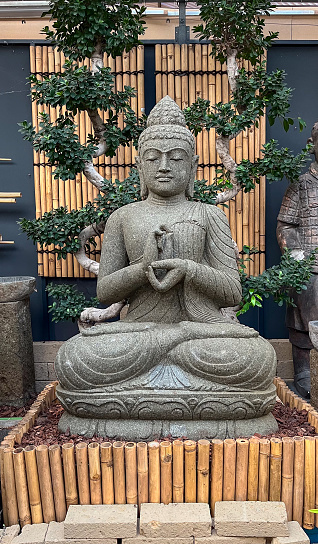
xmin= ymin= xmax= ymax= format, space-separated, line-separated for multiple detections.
xmin=1 ymin=377 xmax=318 ymax=529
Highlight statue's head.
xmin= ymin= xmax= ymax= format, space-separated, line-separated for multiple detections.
xmin=308 ymin=122 xmax=318 ymax=163
xmin=136 ymin=96 xmax=199 ymax=198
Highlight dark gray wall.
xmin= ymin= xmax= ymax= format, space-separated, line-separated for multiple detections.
xmin=1 ymin=42 xmax=318 ymax=340
xmin=0 ymin=44 xmax=49 ymax=340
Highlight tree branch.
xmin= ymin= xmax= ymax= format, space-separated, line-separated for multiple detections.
xmin=83 ymin=42 xmax=108 ymax=188
xmin=215 ymin=135 xmax=240 ymax=204
xmin=74 ymin=221 xmax=105 ymax=275
xmin=226 ymin=48 xmax=239 ymax=94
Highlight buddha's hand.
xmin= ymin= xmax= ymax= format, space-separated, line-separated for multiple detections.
xmin=142 ymin=226 xmax=173 ymax=273
xmin=147 ymin=258 xmax=188 ymax=293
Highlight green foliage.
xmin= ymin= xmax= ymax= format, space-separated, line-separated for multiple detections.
xmin=235 ymin=141 xmax=312 ymax=191
xmin=29 ymin=63 xmax=136 ymax=114
xmin=19 ymin=112 xmax=97 ymax=181
xmin=238 ymin=248 xmax=317 ymax=315
xmin=42 ymin=0 xmax=146 ymax=61
xmin=46 ymin=283 xmax=99 ymax=322
xmin=194 ymin=0 xmax=278 ymax=64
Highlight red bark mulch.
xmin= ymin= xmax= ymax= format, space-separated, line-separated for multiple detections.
xmin=0 ymin=396 xmax=37 ymax=419
xmin=16 ymin=399 xmax=317 ymax=448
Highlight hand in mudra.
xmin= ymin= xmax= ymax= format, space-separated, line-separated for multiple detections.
xmin=147 ymin=258 xmax=188 ymax=292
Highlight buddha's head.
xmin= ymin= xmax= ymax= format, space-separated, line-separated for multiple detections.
xmin=136 ymin=96 xmax=199 ymax=199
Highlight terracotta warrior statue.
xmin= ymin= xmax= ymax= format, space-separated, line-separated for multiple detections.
xmin=277 ymin=122 xmax=318 ymax=399
xmin=55 ymin=96 xmax=278 ymax=440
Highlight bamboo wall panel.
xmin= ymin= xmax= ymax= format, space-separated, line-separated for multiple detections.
xmin=1 ymin=379 xmax=318 ymax=528
xmin=155 ymin=44 xmax=266 ymax=276
xmin=30 ymin=45 xmax=145 ymax=277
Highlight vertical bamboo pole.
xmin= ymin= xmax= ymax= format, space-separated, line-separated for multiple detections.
xmin=181 ymin=44 xmax=188 ymax=110
xmin=167 ymin=43 xmax=175 ymax=100
xmin=247 ymin=437 xmax=259 ymax=501
xmin=24 ymin=445 xmax=43 ymax=523
xmin=148 ymin=442 xmax=160 ymax=503
xmin=195 ymin=45 xmax=203 ymax=180
xmin=201 ymin=45 xmax=209 ymax=182
xmin=210 ymin=439 xmax=223 ymax=517
xmin=269 ymin=438 xmax=282 ymax=502
xmin=160 ymin=441 xmax=172 ymax=505
xmin=125 ymin=443 xmax=138 ymax=505
xmin=130 ymin=47 xmax=138 ymax=165
xmin=101 ymin=442 xmax=114 ymax=505
xmin=123 ymin=50 xmax=131 ymax=179
xmin=174 ymin=44 xmax=181 ymax=108
xmin=137 ymin=442 xmax=148 ymax=507
xmin=75 ymin=443 xmax=90 ymax=505
xmin=0 ymin=447 xmax=9 ymax=527
xmin=12 ymin=448 xmax=31 ymax=527
xmin=155 ymin=45 xmax=162 ymax=103
xmin=281 ymin=437 xmax=294 ymax=521
xmin=188 ymin=45 xmax=195 ymax=107
xmin=62 ymin=443 xmax=78 ymax=509
xmin=36 ymin=445 xmax=55 ymax=522
xmin=315 ymin=436 xmax=318 ymax=528
xmin=113 ymin=441 xmax=126 ymax=504
xmin=223 ymin=439 xmax=236 ymax=501
xmin=49 ymin=445 xmax=67 ymax=520
xmin=173 ymin=440 xmax=184 ymax=503
xmin=303 ymin=436 xmax=315 ymax=529
xmin=137 ymin=45 xmax=145 ymax=117
xmin=258 ymin=439 xmax=270 ymax=502
xmin=293 ymin=435 xmax=304 ymax=525
xmin=88 ymin=443 xmax=102 ymax=505
xmin=184 ymin=440 xmax=196 ymax=503
xmin=3 ymin=449 xmax=19 ymax=526
xmin=161 ymin=45 xmax=168 ymax=97
xmin=208 ymin=46 xmax=216 ymax=188
xmin=197 ymin=440 xmax=210 ymax=503
xmin=235 ymin=439 xmax=249 ymax=501
xmin=259 ymin=112 xmax=266 ymax=272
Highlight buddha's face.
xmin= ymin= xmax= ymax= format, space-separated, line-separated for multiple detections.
xmin=137 ymin=139 xmax=198 ymax=198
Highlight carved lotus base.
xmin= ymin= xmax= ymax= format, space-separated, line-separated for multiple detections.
xmin=58 ymin=411 xmax=278 ymax=440
xmin=56 ymin=383 xmax=277 ymax=438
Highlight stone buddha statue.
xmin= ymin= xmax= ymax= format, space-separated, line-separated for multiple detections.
xmin=55 ymin=96 xmax=278 ymax=440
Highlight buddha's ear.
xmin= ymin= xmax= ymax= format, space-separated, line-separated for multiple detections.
xmin=186 ymin=154 xmax=199 ymax=198
xmin=135 ymin=156 xmax=148 ymax=199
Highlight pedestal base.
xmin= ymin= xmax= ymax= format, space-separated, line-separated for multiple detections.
xmin=0 ymin=299 xmax=35 ymax=405
xmin=58 ymin=411 xmax=278 ymax=440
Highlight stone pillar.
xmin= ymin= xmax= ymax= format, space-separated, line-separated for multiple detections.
xmin=0 ymin=277 xmax=36 ymax=405
xmin=310 ymin=349 xmax=318 ymax=410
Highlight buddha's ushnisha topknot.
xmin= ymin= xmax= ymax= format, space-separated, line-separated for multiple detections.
xmin=138 ymin=95 xmax=195 ymax=152
xmin=146 ymin=95 xmax=187 ymax=128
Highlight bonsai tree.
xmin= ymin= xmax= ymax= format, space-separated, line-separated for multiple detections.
xmin=20 ymin=0 xmax=316 ymax=327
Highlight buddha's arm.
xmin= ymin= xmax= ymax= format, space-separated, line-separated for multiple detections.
xmin=97 ymin=211 xmax=146 ymax=305
xmin=185 ymin=206 xmax=242 ymax=308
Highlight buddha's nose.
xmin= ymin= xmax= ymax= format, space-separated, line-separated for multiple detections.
xmin=158 ymin=154 xmax=171 ymax=172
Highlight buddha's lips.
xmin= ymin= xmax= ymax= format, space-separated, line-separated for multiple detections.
xmin=156 ymin=177 xmax=173 ymax=182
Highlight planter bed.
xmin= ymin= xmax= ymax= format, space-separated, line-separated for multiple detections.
xmin=1 ymin=377 xmax=318 ymax=532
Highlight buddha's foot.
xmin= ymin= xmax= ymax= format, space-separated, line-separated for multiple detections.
xmin=58 ymin=411 xmax=278 ymax=440
xmin=57 ymin=383 xmax=276 ymax=422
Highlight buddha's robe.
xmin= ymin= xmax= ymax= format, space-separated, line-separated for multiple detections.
xmin=55 ymin=202 xmax=276 ymax=392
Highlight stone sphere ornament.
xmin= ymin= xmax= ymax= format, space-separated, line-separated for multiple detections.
xmin=55 ymin=96 xmax=278 ymax=440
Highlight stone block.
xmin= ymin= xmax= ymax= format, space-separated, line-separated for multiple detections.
xmin=35 ymin=381 xmax=51 ymax=394
xmin=12 ymin=524 xmax=48 ymax=544
xmin=214 ymin=502 xmax=288 ymax=537
xmin=47 ymin=363 xmax=57 ymax=381
xmin=2 ymin=525 xmax=20 ymax=544
xmin=196 ymin=530 xmax=266 ymax=544
xmin=270 ymin=340 xmax=292 ymax=363
xmin=64 ymin=504 xmax=138 ymax=539
xmin=34 ymin=363 xmax=49 ymax=381
xmin=33 ymin=342 xmax=63 ymax=363
xmin=140 ymin=503 xmax=212 ymax=538
xmin=45 ymin=522 xmax=117 ymax=544
xmin=272 ymin=522 xmax=310 ymax=544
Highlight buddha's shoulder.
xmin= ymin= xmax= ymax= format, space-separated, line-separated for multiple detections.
xmin=200 ymin=202 xmax=229 ymax=222
xmin=108 ymin=201 xmax=145 ymax=222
